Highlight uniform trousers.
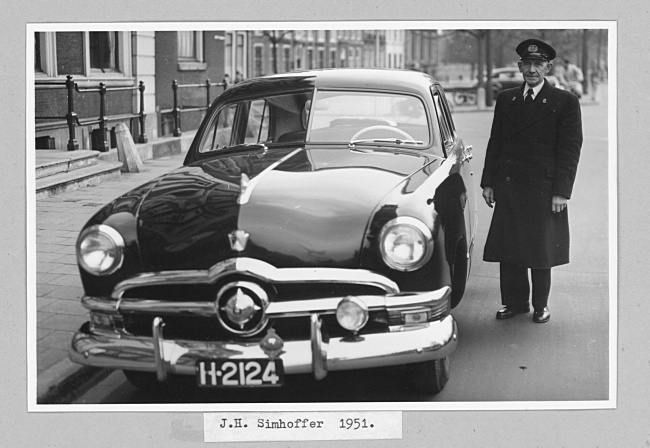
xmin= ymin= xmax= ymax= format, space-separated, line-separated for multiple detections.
xmin=500 ymin=262 xmax=551 ymax=310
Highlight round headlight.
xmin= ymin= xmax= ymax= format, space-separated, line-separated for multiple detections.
xmin=379 ymin=217 xmax=433 ymax=271
xmin=77 ymin=225 xmax=125 ymax=276
xmin=336 ymin=297 xmax=369 ymax=331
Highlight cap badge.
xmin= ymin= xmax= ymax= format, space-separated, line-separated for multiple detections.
xmin=529 ymin=44 xmax=538 ymax=52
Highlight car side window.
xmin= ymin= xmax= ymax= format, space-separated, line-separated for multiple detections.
xmin=244 ymin=99 xmax=270 ymax=144
xmin=199 ymin=104 xmax=237 ymax=153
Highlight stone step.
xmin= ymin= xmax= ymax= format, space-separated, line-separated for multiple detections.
xmin=35 ymin=150 xmax=100 ymax=179
xmin=36 ymin=160 xmax=123 ymax=199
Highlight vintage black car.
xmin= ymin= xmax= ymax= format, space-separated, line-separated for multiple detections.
xmin=70 ymin=68 xmax=477 ymax=395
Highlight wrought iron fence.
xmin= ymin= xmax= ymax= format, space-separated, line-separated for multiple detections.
xmin=35 ymin=75 xmax=147 ymax=151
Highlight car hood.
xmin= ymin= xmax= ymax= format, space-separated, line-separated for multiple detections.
xmin=135 ymin=146 xmax=435 ymax=271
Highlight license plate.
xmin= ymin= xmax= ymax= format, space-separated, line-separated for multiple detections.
xmin=196 ymin=358 xmax=284 ymax=387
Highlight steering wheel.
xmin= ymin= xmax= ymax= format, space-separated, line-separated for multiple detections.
xmin=350 ymin=125 xmax=415 ymax=142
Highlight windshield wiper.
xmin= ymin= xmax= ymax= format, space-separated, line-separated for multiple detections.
xmin=348 ymin=138 xmax=424 ymax=149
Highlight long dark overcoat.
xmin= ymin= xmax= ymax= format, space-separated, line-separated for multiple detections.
xmin=480 ymin=80 xmax=583 ymax=268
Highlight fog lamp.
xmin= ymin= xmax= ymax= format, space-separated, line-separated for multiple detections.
xmin=336 ymin=297 xmax=369 ymax=331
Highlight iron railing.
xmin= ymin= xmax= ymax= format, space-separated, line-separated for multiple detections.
xmin=35 ymin=75 xmax=147 ymax=151
xmin=161 ymin=79 xmax=228 ymax=137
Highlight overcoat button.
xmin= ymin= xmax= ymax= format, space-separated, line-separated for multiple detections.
xmin=506 ymin=176 xmax=511 ymax=181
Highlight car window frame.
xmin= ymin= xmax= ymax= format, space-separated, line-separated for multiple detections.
xmin=431 ymin=85 xmax=457 ymax=158
xmin=306 ymin=87 xmax=435 ymax=151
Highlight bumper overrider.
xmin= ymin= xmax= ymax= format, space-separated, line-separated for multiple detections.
xmin=70 ymin=258 xmax=457 ymax=383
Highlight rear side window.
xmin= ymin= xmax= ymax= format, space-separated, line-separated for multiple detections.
xmin=198 ymin=91 xmax=312 ymax=154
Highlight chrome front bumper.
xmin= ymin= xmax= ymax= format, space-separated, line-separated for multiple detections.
xmin=70 ymin=314 xmax=457 ymax=381
xmin=70 ymin=257 xmax=457 ymax=382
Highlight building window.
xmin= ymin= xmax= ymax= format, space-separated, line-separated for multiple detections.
xmin=236 ymin=33 xmax=245 ymax=75
xmin=318 ymin=49 xmax=324 ymax=68
xmin=178 ymin=31 xmax=196 ymax=60
xmin=284 ymin=46 xmax=292 ymax=72
xmin=254 ymin=45 xmax=263 ymax=77
xmin=56 ymin=32 xmax=85 ymax=75
xmin=307 ymin=49 xmax=314 ymax=69
xmin=90 ymin=31 xmax=120 ymax=73
xmin=225 ymin=33 xmax=233 ymax=78
xmin=35 ymin=31 xmax=131 ymax=80
xmin=330 ymin=49 xmax=336 ymax=68
xmin=178 ymin=31 xmax=205 ymax=71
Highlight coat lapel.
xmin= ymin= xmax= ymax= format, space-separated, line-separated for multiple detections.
xmin=505 ymin=80 xmax=557 ymax=140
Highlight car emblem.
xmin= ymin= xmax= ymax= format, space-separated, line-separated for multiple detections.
xmin=260 ymin=329 xmax=285 ymax=359
xmin=215 ymin=281 xmax=269 ymax=336
xmin=229 ymin=229 xmax=250 ymax=252
xmin=220 ymin=287 xmax=261 ymax=329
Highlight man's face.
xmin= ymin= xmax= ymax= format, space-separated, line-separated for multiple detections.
xmin=518 ymin=58 xmax=553 ymax=87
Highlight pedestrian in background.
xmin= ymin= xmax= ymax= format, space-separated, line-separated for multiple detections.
xmin=480 ymin=38 xmax=583 ymax=323
xmin=564 ymin=58 xmax=585 ymax=98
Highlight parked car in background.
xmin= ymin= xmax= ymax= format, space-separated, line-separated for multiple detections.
xmin=491 ymin=66 xmax=565 ymax=96
xmin=490 ymin=67 xmax=523 ymax=97
xmin=70 ymin=69 xmax=477 ymax=396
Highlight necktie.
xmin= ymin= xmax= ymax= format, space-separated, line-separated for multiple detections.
xmin=525 ymin=88 xmax=534 ymax=104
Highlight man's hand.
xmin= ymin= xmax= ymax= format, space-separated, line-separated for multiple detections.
xmin=552 ymin=195 xmax=568 ymax=213
xmin=482 ymin=187 xmax=495 ymax=208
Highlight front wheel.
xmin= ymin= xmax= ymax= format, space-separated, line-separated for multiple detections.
xmin=407 ymin=356 xmax=450 ymax=394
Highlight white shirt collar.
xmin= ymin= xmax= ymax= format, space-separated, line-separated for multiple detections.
xmin=524 ymin=80 xmax=544 ymax=99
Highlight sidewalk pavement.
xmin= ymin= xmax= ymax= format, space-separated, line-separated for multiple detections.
xmin=35 ymin=149 xmax=189 ymax=403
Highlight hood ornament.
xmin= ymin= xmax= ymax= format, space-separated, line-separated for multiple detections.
xmin=229 ymin=229 xmax=250 ymax=252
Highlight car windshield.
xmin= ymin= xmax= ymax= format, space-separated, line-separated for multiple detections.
xmin=307 ymin=90 xmax=431 ymax=147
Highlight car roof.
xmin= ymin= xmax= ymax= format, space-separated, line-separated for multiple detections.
xmin=221 ymin=68 xmax=441 ymax=100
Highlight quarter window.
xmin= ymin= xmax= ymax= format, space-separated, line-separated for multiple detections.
xmin=200 ymin=104 xmax=237 ymax=152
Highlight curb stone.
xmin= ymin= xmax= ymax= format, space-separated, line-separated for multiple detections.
xmin=37 ymin=356 xmax=112 ymax=404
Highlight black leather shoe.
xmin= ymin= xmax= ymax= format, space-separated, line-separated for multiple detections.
xmin=533 ymin=307 xmax=550 ymax=323
xmin=496 ymin=305 xmax=530 ymax=319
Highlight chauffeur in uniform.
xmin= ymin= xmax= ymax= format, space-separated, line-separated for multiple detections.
xmin=481 ymin=38 xmax=583 ymax=323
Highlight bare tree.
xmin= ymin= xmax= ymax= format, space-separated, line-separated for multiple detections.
xmin=263 ymin=30 xmax=291 ymax=74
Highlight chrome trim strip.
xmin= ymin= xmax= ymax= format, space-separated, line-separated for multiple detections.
xmin=83 ymin=287 xmax=451 ymax=319
xmin=238 ymin=148 xmax=304 ymax=205
xmin=152 ymin=317 xmax=167 ymax=382
xmin=111 ymin=257 xmax=400 ymax=300
xmin=70 ymin=316 xmax=457 ymax=376
xmin=311 ymin=314 xmax=328 ymax=380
